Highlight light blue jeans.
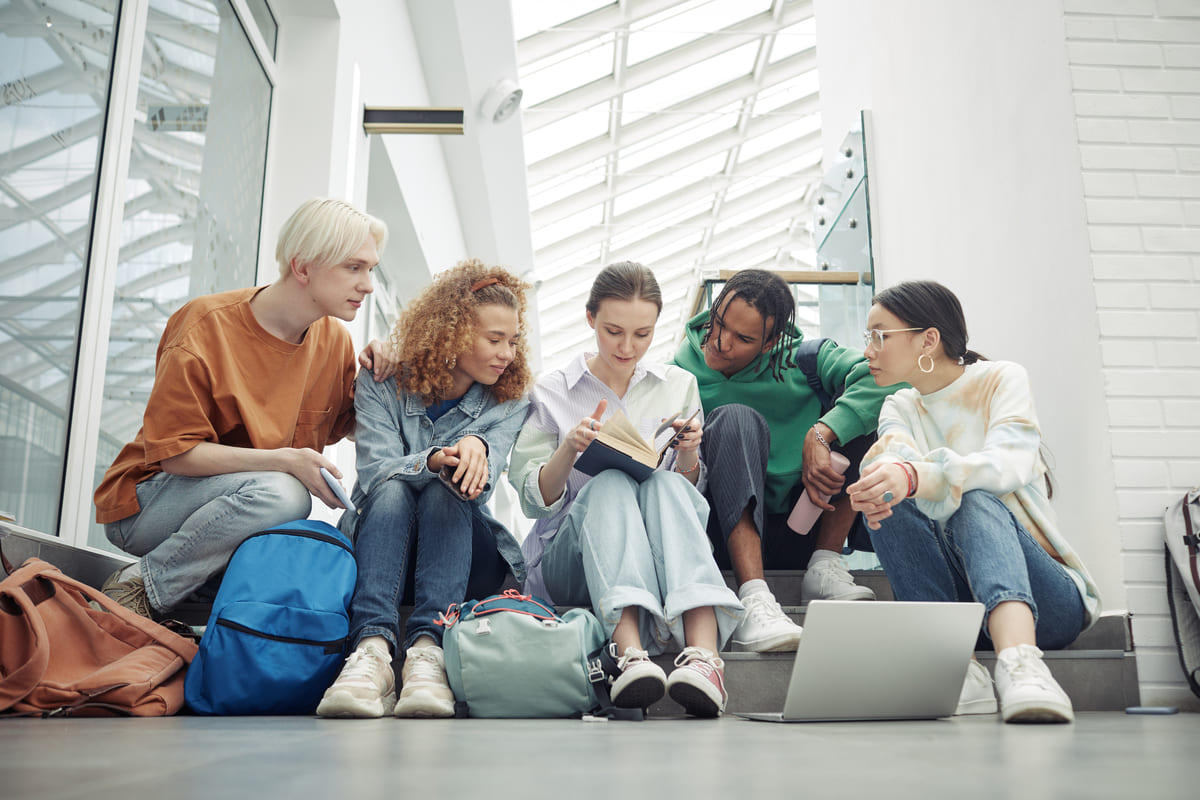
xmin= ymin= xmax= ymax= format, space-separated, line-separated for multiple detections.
xmin=104 ymin=470 xmax=312 ymax=613
xmin=541 ymin=470 xmax=744 ymax=655
xmin=868 ymin=490 xmax=1085 ymax=649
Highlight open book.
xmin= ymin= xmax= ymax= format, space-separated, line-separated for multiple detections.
xmin=573 ymin=409 xmax=699 ymax=482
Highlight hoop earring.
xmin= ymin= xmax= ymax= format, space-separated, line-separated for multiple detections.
xmin=918 ymin=353 xmax=935 ymax=374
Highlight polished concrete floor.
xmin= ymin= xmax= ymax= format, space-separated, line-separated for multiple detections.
xmin=0 ymin=712 xmax=1192 ymax=800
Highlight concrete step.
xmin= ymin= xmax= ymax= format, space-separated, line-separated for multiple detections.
xmin=644 ymin=646 xmax=1138 ymax=716
xmin=3 ymin=523 xmax=1138 ymax=712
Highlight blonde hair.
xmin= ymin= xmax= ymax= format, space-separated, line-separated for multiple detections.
xmin=393 ymin=260 xmax=533 ymax=405
xmin=275 ymin=197 xmax=388 ymax=277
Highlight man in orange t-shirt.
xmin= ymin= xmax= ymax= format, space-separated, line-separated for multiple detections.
xmin=94 ymin=197 xmax=394 ymax=619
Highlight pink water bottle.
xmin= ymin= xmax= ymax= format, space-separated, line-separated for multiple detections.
xmin=786 ymin=451 xmax=850 ymax=534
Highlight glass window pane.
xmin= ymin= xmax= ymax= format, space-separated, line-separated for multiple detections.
xmin=88 ymin=0 xmax=272 ymax=550
xmin=0 ymin=0 xmax=119 ymax=533
xmin=521 ymin=36 xmax=615 ymax=108
xmin=243 ymin=0 xmax=277 ymax=55
xmin=512 ymin=0 xmax=613 ymax=42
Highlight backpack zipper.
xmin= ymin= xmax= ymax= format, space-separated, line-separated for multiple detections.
xmin=215 ymin=618 xmax=346 ymax=655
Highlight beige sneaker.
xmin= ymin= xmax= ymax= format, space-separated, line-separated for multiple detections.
xmin=393 ymin=644 xmax=455 ymax=718
xmin=100 ymin=567 xmax=155 ymax=619
xmin=317 ymin=641 xmax=396 ymax=718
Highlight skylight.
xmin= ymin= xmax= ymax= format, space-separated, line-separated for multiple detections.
xmin=514 ymin=0 xmax=823 ymax=372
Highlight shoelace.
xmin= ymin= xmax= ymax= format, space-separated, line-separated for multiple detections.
xmin=743 ymin=592 xmax=786 ymax=622
xmin=340 ymin=648 xmax=389 ymax=684
xmin=674 ymin=647 xmax=722 ymax=674
xmin=106 ymin=576 xmax=152 ymax=618
xmin=1003 ymin=650 xmax=1056 ymax=690
xmin=405 ymin=648 xmax=446 ymax=682
xmin=616 ymin=647 xmax=652 ymax=671
xmin=815 ymin=558 xmax=853 ymax=581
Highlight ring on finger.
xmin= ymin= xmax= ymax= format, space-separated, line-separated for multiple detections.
xmin=882 ymin=491 xmax=895 ymax=503
xmin=589 ymin=419 xmax=596 ymax=430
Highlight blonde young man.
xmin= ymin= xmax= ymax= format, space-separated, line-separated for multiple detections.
xmin=95 ymin=198 xmax=394 ymax=620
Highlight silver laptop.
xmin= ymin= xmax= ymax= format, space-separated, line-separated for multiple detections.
xmin=736 ymin=600 xmax=985 ymax=722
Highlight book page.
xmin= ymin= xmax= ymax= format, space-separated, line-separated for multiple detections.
xmin=593 ymin=410 xmax=655 ymax=460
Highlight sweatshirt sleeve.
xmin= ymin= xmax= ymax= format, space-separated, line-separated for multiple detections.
xmin=865 ymin=363 xmax=1044 ymax=522
xmin=815 ymin=340 xmax=903 ymax=444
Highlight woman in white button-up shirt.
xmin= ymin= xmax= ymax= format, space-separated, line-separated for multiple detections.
xmin=509 ymin=262 xmax=744 ymax=718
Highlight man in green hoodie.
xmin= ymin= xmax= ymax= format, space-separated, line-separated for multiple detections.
xmin=673 ymin=269 xmax=899 ymax=652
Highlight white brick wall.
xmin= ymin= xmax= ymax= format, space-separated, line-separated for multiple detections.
xmin=1066 ymin=0 xmax=1200 ymax=708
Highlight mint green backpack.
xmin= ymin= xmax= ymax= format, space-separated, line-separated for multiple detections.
xmin=440 ymin=590 xmax=620 ymax=718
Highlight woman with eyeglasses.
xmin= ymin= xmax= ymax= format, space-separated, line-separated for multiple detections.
xmin=846 ymin=280 xmax=1100 ymax=724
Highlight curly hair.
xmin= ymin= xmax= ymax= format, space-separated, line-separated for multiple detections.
xmin=392 ymin=259 xmax=533 ymax=405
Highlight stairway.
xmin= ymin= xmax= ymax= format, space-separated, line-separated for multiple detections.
xmin=2 ymin=524 xmax=1138 ymax=714
xmin=643 ymin=570 xmax=1137 ymax=715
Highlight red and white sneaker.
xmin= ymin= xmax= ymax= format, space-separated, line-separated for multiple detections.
xmin=666 ymin=646 xmax=727 ymax=718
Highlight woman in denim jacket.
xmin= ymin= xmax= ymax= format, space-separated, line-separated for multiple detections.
xmin=318 ymin=261 xmax=533 ymax=719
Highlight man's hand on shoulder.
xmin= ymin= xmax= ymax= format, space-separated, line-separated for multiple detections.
xmin=358 ymin=339 xmax=398 ymax=382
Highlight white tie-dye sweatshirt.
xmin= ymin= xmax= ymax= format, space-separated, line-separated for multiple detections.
xmin=863 ymin=360 xmax=1101 ymax=628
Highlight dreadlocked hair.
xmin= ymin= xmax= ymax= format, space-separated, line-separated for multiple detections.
xmin=701 ymin=269 xmax=798 ymax=382
xmin=391 ymin=259 xmax=533 ymax=405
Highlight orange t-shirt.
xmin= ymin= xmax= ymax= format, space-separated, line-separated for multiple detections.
xmin=94 ymin=287 xmax=357 ymax=524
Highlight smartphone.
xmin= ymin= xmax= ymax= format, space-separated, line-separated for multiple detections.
xmin=320 ymin=467 xmax=356 ymax=513
xmin=438 ymin=465 xmax=487 ymax=501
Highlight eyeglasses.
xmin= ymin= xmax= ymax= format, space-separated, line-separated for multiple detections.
xmin=862 ymin=328 xmax=923 ymax=349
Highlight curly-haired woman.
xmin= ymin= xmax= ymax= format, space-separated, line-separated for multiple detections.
xmin=317 ymin=261 xmax=533 ymax=719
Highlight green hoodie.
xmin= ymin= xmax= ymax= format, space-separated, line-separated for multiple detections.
xmin=672 ymin=309 xmax=902 ymax=514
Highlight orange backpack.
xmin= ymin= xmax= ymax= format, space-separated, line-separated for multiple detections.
xmin=0 ymin=550 xmax=198 ymax=717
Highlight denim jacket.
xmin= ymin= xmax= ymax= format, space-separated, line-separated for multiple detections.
xmin=339 ymin=369 xmax=531 ymax=583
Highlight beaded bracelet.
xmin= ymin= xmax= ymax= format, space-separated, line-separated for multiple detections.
xmin=899 ymin=461 xmax=917 ymax=497
xmin=676 ymin=460 xmax=700 ymax=475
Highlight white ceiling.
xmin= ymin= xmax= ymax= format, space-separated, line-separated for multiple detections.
xmin=512 ymin=0 xmax=823 ymax=372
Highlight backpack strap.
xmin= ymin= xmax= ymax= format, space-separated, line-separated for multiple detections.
xmin=1165 ymin=545 xmax=1200 ymax=699
xmin=791 ymin=338 xmax=834 ymax=415
xmin=0 ymin=560 xmax=53 ymax=711
xmin=1181 ymin=496 xmax=1200 ymax=594
xmin=0 ymin=537 xmax=15 ymax=577
xmin=585 ymin=642 xmax=644 ymax=722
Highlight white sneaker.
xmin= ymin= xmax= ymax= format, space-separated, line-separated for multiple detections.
xmin=317 ymin=641 xmax=396 ymax=718
xmin=393 ymin=644 xmax=456 ymax=718
xmin=800 ymin=557 xmax=876 ymax=604
xmin=731 ymin=591 xmax=803 ymax=652
xmin=994 ymin=644 xmax=1074 ymax=724
xmin=610 ymin=645 xmax=667 ymax=710
xmin=955 ymin=659 xmax=997 ymax=715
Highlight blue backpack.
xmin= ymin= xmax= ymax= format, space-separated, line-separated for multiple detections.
xmin=184 ymin=519 xmax=356 ymax=715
